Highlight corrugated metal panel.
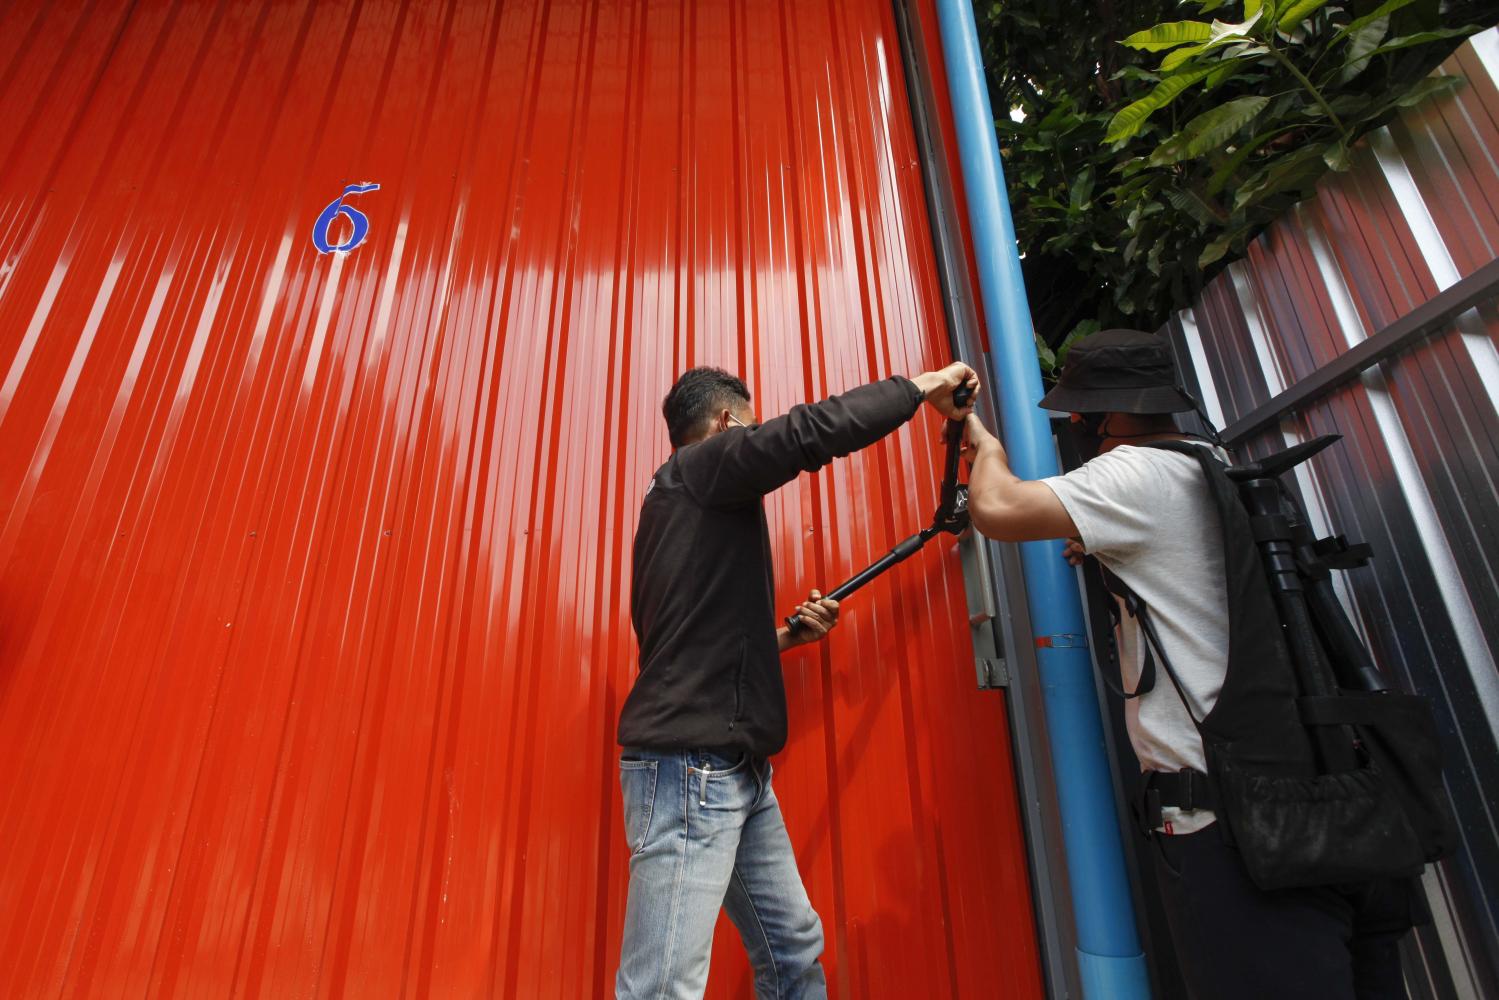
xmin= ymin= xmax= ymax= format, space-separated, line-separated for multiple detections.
xmin=1166 ymin=29 xmax=1499 ymax=997
xmin=0 ymin=1 xmax=1043 ymax=997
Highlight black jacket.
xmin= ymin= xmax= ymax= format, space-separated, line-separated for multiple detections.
xmin=618 ymin=376 xmax=924 ymax=756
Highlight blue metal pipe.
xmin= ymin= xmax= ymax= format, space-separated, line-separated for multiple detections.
xmin=932 ymin=2 xmax=1152 ymax=996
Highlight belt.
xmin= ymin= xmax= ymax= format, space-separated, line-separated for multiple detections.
xmin=1137 ymin=768 xmax=1217 ymax=833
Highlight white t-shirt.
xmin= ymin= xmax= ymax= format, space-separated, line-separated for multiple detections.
xmin=1042 ymin=441 xmax=1229 ymax=834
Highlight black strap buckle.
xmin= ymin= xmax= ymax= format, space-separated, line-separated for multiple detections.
xmin=1177 ymin=767 xmax=1200 ymax=811
xmin=1137 ymin=769 xmax=1215 ymax=835
xmin=1134 ymin=779 xmax=1164 ymax=835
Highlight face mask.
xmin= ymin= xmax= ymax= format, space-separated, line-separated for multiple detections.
xmin=1071 ymin=412 xmax=1107 ymax=460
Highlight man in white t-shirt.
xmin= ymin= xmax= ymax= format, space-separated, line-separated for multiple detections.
xmin=961 ymin=329 xmax=1407 ymax=1000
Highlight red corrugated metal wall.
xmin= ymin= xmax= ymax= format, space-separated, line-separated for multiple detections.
xmin=0 ymin=1 xmax=1042 ymax=996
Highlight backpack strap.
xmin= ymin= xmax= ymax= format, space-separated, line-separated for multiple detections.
xmin=1090 ymin=559 xmax=1156 ymax=700
xmin=1098 ymin=566 xmax=1206 ymax=728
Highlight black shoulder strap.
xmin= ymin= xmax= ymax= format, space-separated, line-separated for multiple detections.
xmin=1133 ymin=590 xmax=1207 ymax=729
xmin=1091 ymin=560 xmax=1156 ymax=700
xmin=1095 ymin=562 xmax=1209 ymax=727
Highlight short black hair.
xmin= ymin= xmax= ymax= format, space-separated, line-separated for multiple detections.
xmin=662 ymin=367 xmax=750 ymax=447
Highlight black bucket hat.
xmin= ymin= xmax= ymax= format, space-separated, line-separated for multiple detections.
xmin=1037 ymin=328 xmax=1195 ymax=415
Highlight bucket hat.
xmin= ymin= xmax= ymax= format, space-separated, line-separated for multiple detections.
xmin=1037 ymin=328 xmax=1194 ymax=414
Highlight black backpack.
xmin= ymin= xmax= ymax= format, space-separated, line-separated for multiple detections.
xmin=1096 ymin=435 xmax=1455 ymax=891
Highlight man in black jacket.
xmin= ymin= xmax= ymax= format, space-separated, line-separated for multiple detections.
xmin=615 ymin=362 xmax=977 ymax=1000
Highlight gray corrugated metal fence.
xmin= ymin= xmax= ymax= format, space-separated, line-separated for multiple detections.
xmin=1165 ymin=28 xmax=1499 ymax=999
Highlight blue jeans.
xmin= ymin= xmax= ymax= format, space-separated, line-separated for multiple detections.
xmin=616 ymin=748 xmax=827 ymax=1000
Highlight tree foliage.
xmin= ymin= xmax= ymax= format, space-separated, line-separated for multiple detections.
xmin=980 ymin=0 xmax=1494 ymax=350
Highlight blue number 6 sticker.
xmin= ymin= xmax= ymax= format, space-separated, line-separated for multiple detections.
xmin=312 ymin=182 xmax=381 ymax=254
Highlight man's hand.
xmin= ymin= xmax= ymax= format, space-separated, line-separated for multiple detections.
xmin=911 ymin=363 xmax=980 ymax=420
xmin=1063 ymin=538 xmax=1088 ymax=567
xmin=778 ymin=590 xmax=840 ymax=651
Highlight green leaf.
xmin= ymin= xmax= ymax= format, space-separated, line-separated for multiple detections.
xmin=1245 ymin=0 xmax=1263 ymax=18
xmin=1277 ymin=0 xmax=1329 ymax=32
xmin=1126 ymin=198 xmax=1165 ymax=229
xmin=1113 ymin=174 xmax=1157 ymax=200
xmin=1338 ymin=16 xmax=1392 ymax=82
xmin=1323 ymin=142 xmax=1351 ymax=171
xmin=1035 ymin=333 xmax=1057 ymax=373
xmin=1205 ymin=59 xmax=1245 ymax=89
xmin=1392 ymin=74 xmax=1465 ymax=109
xmin=1069 ymin=169 xmax=1097 ymax=212
xmin=1039 ymin=101 xmax=1083 ymax=131
xmin=1326 ymin=92 xmax=1377 ymax=118
xmin=1104 ymin=65 xmax=1218 ymax=142
xmin=1233 ymin=144 xmax=1325 ymax=210
xmin=1121 ymin=21 xmax=1214 ymax=52
xmin=1199 ymin=234 xmax=1233 ymax=267
xmin=1146 ymin=241 xmax=1165 ymax=276
xmin=1328 ymin=0 xmax=1417 ymax=47
xmin=1157 ymin=14 xmax=1266 ymax=72
xmin=1222 ymin=41 xmax=1272 ymax=60
xmin=1057 ymin=321 xmax=1099 ymax=368
xmin=1112 ymin=64 xmax=1163 ymax=84
xmin=1149 ymin=95 xmax=1271 ymax=166
xmin=1161 ymin=41 xmax=1212 ymax=71
xmin=1167 ymin=187 xmax=1226 ymax=227
xmin=1206 ymin=128 xmax=1285 ymax=195
xmin=1359 ymin=27 xmax=1482 ymax=62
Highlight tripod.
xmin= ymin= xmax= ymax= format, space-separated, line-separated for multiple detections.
xmin=1229 ymin=434 xmax=1387 ymax=773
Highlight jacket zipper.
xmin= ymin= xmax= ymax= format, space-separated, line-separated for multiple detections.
xmin=730 ymin=635 xmax=747 ymax=729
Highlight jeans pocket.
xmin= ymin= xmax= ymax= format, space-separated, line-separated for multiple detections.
xmin=1152 ymin=832 xmax=1187 ymax=881
xmin=696 ymin=749 xmax=749 ymax=775
xmin=619 ymin=759 xmax=659 ymax=856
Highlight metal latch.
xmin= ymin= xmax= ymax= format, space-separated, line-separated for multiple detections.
xmin=956 ymin=535 xmax=1008 ymax=689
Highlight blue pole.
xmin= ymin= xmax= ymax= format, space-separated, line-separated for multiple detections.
xmin=932 ymin=3 xmax=1151 ymax=997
